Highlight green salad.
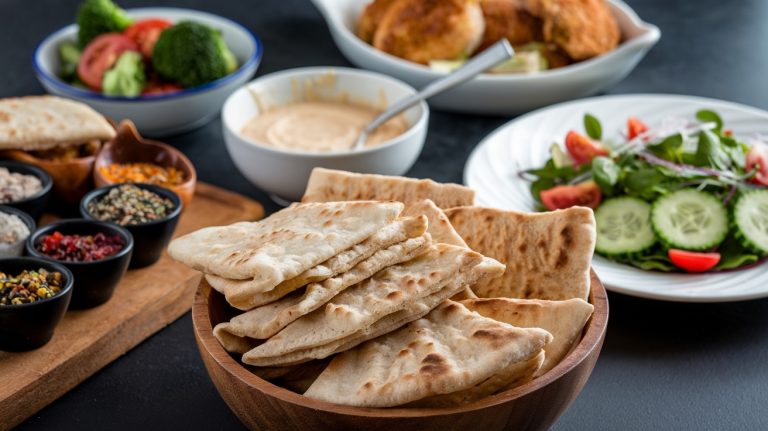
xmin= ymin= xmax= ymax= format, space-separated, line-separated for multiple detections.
xmin=524 ymin=111 xmax=768 ymax=273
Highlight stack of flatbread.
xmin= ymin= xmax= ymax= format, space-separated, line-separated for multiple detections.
xmin=169 ymin=168 xmax=598 ymax=408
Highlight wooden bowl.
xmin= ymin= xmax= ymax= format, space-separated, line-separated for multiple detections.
xmin=2 ymin=141 xmax=101 ymax=209
xmin=192 ymin=270 xmax=609 ymax=431
xmin=93 ymin=120 xmax=196 ymax=208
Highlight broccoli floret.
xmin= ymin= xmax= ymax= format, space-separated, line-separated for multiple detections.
xmin=77 ymin=0 xmax=133 ymax=48
xmin=102 ymin=51 xmax=146 ymax=97
xmin=152 ymin=21 xmax=238 ymax=88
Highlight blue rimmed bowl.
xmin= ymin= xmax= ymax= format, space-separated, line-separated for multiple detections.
xmin=33 ymin=7 xmax=263 ymax=137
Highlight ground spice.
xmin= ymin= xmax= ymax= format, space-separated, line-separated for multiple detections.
xmin=0 ymin=269 xmax=64 ymax=305
xmin=87 ymin=184 xmax=175 ymax=226
xmin=37 ymin=231 xmax=124 ymax=262
xmin=0 ymin=212 xmax=29 ymax=244
xmin=98 ymin=163 xmax=185 ymax=187
xmin=0 ymin=167 xmax=42 ymax=203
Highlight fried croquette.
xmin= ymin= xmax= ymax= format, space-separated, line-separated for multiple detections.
xmin=476 ymin=0 xmax=541 ymax=52
xmin=372 ymin=0 xmax=486 ymax=64
xmin=523 ymin=0 xmax=620 ymax=60
xmin=357 ymin=0 xmax=399 ymax=43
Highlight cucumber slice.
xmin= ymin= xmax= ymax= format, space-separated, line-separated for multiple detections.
xmin=651 ymin=189 xmax=728 ymax=250
xmin=595 ymin=197 xmax=656 ymax=256
xmin=733 ymin=189 xmax=768 ymax=254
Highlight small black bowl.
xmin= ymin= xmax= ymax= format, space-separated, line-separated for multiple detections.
xmin=0 ymin=257 xmax=74 ymax=351
xmin=0 ymin=160 xmax=53 ymax=222
xmin=0 ymin=205 xmax=36 ymax=258
xmin=26 ymin=219 xmax=133 ymax=309
xmin=80 ymin=183 xmax=182 ymax=268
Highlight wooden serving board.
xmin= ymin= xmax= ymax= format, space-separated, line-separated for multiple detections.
xmin=0 ymin=182 xmax=264 ymax=430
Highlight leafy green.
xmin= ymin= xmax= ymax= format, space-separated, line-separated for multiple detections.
xmin=715 ymin=235 xmax=762 ymax=270
xmin=646 ymin=133 xmax=683 ymax=162
xmin=624 ymin=252 xmax=676 ymax=272
xmin=527 ymin=159 xmax=590 ymax=202
xmin=584 ymin=113 xmax=602 ymax=140
xmin=592 ymin=156 xmax=619 ymax=194
xmin=696 ymin=109 xmax=723 ymax=132
xmin=693 ymin=130 xmax=730 ymax=170
xmin=622 ymin=167 xmax=667 ymax=200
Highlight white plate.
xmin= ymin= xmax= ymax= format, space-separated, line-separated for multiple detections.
xmin=465 ymin=94 xmax=768 ymax=302
xmin=310 ymin=0 xmax=659 ymax=115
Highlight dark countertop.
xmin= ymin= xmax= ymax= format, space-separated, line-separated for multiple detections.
xmin=3 ymin=0 xmax=768 ymax=429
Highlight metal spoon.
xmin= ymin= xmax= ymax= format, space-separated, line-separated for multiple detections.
xmin=353 ymin=39 xmax=515 ymax=150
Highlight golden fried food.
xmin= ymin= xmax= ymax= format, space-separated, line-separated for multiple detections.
xmin=373 ymin=0 xmax=486 ymax=65
xmin=476 ymin=0 xmax=541 ymax=52
xmin=357 ymin=0 xmax=398 ymax=43
xmin=523 ymin=0 xmax=620 ymax=60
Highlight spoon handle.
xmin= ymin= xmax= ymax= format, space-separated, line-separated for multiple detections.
xmin=355 ymin=39 xmax=515 ymax=149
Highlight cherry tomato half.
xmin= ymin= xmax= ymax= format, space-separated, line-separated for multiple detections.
xmin=78 ymin=33 xmax=139 ymax=91
xmin=124 ymin=18 xmax=172 ymax=58
xmin=746 ymin=145 xmax=768 ymax=186
xmin=627 ymin=116 xmax=649 ymax=140
xmin=565 ymin=131 xmax=609 ymax=165
xmin=540 ymin=181 xmax=602 ymax=211
xmin=142 ymin=81 xmax=183 ymax=95
xmin=668 ymin=249 xmax=721 ymax=273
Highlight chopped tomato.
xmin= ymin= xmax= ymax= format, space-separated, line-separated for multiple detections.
xmin=142 ymin=81 xmax=183 ymax=95
xmin=627 ymin=117 xmax=649 ymax=140
xmin=78 ymin=33 xmax=138 ymax=91
xmin=540 ymin=181 xmax=602 ymax=210
xmin=746 ymin=145 xmax=768 ymax=186
xmin=124 ymin=19 xmax=172 ymax=58
xmin=565 ymin=131 xmax=609 ymax=165
xmin=668 ymin=249 xmax=721 ymax=273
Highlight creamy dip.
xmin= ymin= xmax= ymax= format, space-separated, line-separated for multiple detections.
xmin=241 ymin=101 xmax=409 ymax=153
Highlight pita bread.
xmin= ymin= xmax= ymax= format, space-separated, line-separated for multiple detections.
xmin=214 ymin=233 xmax=431 ymax=341
xmin=446 ymin=206 xmax=596 ymax=300
xmin=206 ymin=215 xmax=427 ymax=310
xmin=460 ymin=297 xmax=594 ymax=376
xmin=303 ymin=301 xmax=552 ymax=407
xmin=403 ymin=199 xmax=467 ymax=247
xmin=0 ymin=96 xmax=116 ymax=150
xmin=409 ymin=350 xmax=545 ymax=407
xmin=242 ymin=257 xmax=506 ymax=366
xmin=242 ymin=244 xmax=485 ymax=366
xmin=301 ymin=168 xmax=475 ymax=209
xmin=168 ymin=201 xmax=402 ymax=287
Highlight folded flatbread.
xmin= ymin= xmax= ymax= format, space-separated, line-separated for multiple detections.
xmin=446 ymin=206 xmax=596 ymax=300
xmin=242 ymin=244 xmax=485 ymax=366
xmin=461 ymin=297 xmax=594 ymax=376
xmin=214 ymin=233 xmax=431 ymax=342
xmin=0 ymin=96 xmax=116 ymax=150
xmin=206 ymin=215 xmax=427 ymax=310
xmin=402 ymin=199 xmax=467 ymax=247
xmin=301 ymin=168 xmax=475 ymax=209
xmin=402 ymin=199 xmax=477 ymax=300
xmin=241 ymin=257 xmax=505 ymax=365
xmin=303 ymin=301 xmax=552 ymax=407
xmin=409 ymin=350 xmax=545 ymax=407
xmin=168 ymin=201 xmax=402 ymax=288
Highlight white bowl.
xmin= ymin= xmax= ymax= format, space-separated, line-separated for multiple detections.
xmin=310 ymin=0 xmax=660 ymax=116
xmin=33 ymin=7 xmax=263 ymax=137
xmin=222 ymin=67 xmax=429 ymax=201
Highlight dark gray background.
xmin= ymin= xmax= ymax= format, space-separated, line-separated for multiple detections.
xmin=3 ymin=0 xmax=768 ymax=429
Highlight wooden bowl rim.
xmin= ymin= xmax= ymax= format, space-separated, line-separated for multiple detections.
xmin=192 ymin=269 xmax=609 ymax=417
xmin=92 ymin=121 xmax=197 ymax=189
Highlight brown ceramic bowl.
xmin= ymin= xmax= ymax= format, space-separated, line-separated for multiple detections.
xmin=192 ymin=270 xmax=609 ymax=431
xmin=93 ymin=120 xmax=197 ymax=208
xmin=2 ymin=140 xmax=101 ymax=210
